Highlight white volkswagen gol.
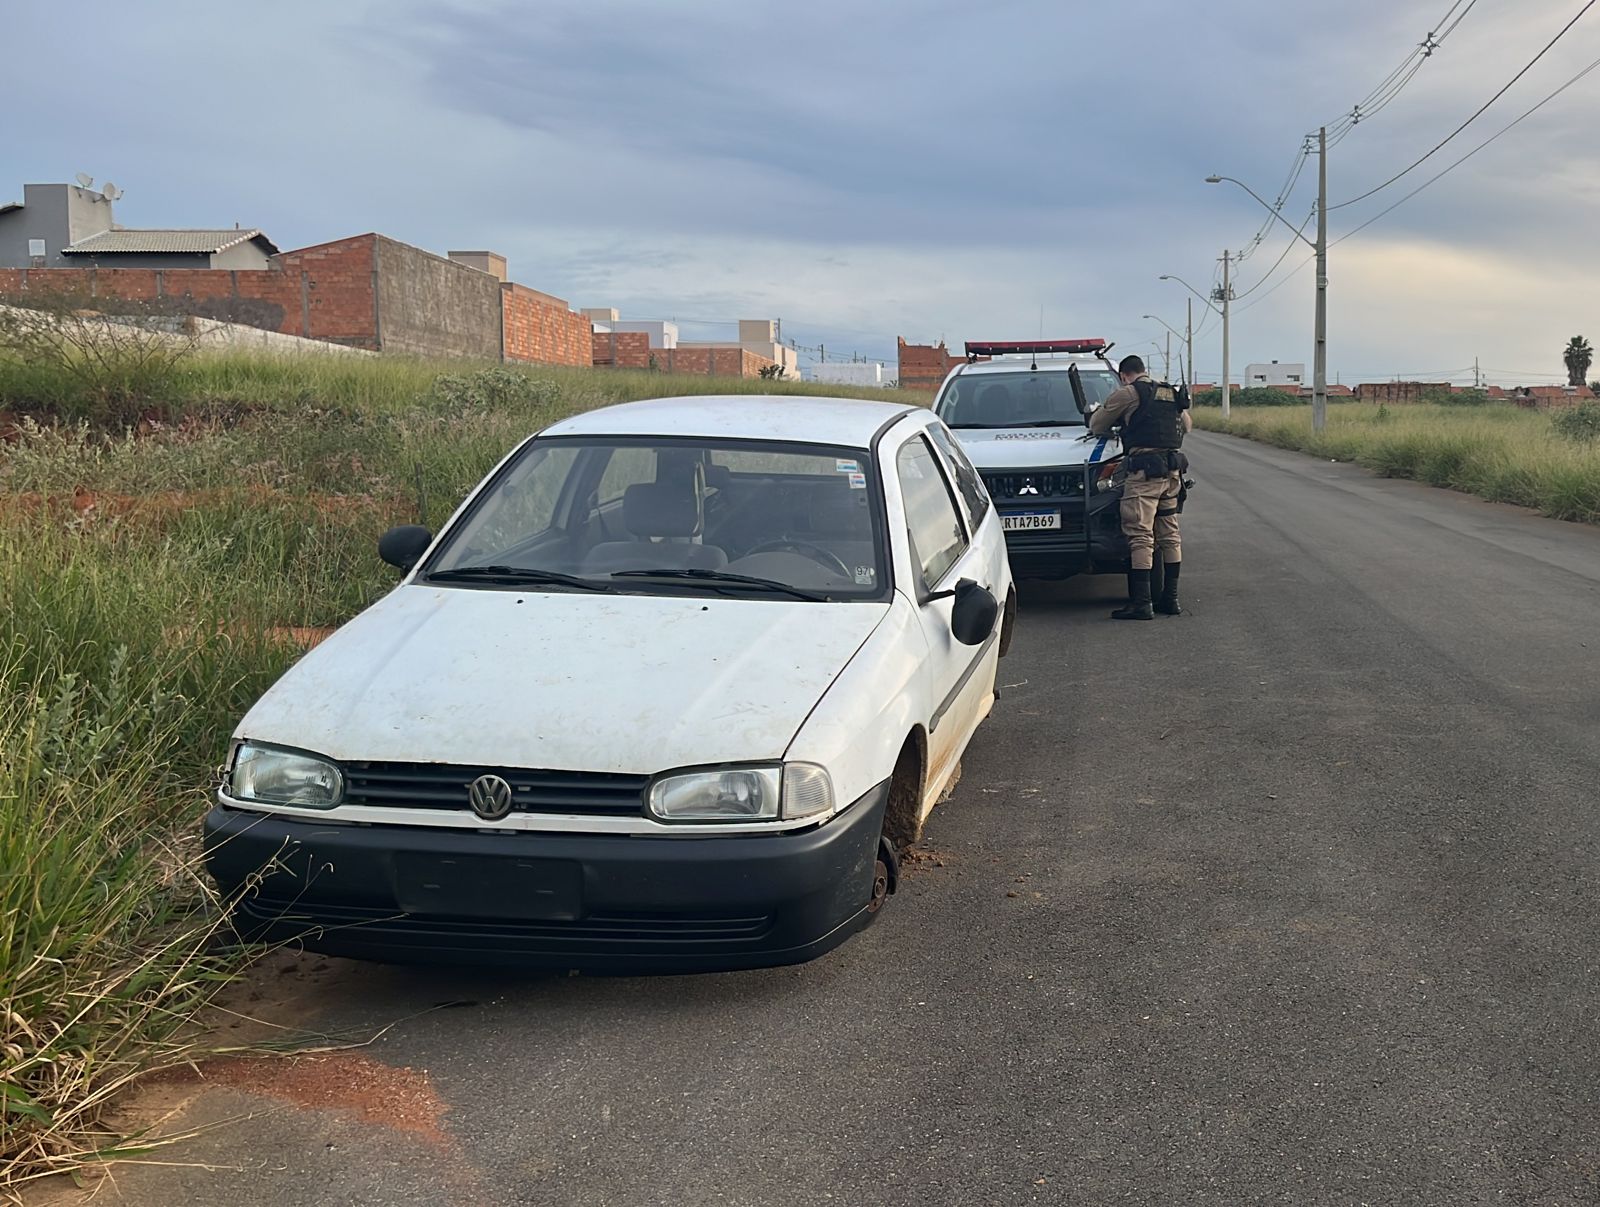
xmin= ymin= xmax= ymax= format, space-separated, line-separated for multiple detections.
xmin=205 ymin=395 xmax=1013 ymax=972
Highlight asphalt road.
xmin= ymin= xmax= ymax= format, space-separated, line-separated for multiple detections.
xmin=71 ymin=431 xmax=1600 ymax=1206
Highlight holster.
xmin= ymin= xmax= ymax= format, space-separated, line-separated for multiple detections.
xmin=1130 ymin=450 xmax=1189 ymax=477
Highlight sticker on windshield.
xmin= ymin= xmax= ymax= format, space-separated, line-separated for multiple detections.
xmin=854 ymin=566 xmax=876 ymax=585
xmin=835 ymin=459 xmax=860 ymax=473
xmin=848 ymin=472 xmax=867 ymax=489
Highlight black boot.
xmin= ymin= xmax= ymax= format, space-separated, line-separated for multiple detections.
xmin=1156 ymin=561 xmax=1182 ymax=615
xmin=1111 ymin=569 xmax=1154 ymax=621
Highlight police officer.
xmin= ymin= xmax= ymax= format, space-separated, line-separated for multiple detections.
xmin=1088 ymin=355 xmax=1190 ymax=620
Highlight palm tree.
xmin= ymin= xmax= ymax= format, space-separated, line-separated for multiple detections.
xmin=1564 ymin=336 xmax=1593 ymax=387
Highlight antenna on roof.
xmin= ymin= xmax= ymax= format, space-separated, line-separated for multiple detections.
xmin=101 ymin=182 xmax=122 ymax=201
xmin=74 ymin=173 xmax=94 ymax=189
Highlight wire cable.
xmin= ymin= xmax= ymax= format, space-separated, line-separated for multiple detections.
xmin=1232 ymin=208 xmax=1317 ymax=299
xmin=1331 ymin=0 xmax=1597 ymax=209
xmin=1332 ymin=50 xmax=1600 ymax=245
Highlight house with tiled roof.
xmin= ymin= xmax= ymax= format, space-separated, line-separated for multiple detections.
xmin=0 ymin=181 xmax=277 ymax=270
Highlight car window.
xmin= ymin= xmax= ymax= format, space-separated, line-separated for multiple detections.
xmin=428 ymin=437 xmax=889 ymax=600
xmin=925 ymin=423 xmax=989 ymax=530
xmin=897 ymin=435 xmax=968 ymax=593
xmin=598 ymin=446 xmax=656 ymax=506
xmin=440 ymin=443 xmax=582 ymax=561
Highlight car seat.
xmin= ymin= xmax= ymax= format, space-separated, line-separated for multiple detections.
xmin=582 ymin=480 xmax=728 ymax=574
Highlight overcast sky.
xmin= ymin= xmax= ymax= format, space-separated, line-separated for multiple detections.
xmin=9 ymin=0 xmax=1600 ymax=385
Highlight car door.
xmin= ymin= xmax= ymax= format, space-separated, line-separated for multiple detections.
xmin=893 ymin=429 xmax=999 ymax=804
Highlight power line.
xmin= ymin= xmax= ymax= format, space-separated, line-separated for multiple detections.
xmin=1330 ymin=50 xmax=1600 ymax=245
xmin=1229 ymin=0 xmax=1481 ymax=264
xmin=1323 ymin=0 xmax=1481 ymax=147
xmin=1331 ymin=0 xmax=1597 ymax=210
xmin=1229 ymin=45 xmax=1600 ymax=313
xmin=1233 ymin=208 xmax=1317 ymax=299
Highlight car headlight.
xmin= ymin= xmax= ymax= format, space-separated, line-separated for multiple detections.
xmin=229 ymin=742 xmax=343 ymax=810
xmin=647 ymin=764 xmax=834 ymax=823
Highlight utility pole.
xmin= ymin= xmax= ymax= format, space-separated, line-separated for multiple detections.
xmin=1165 ymin=331 xmax=1172 ymax=381
xmin=1186 ymin=297 xmax=1194 ymax=389
xmin=1312 ymin=125 xmax=1329 ymax=433
xmin=1221 ymin=249 xmax=1232 ymax=419
xmin=1474 ymin=357 xmax=1481 ymax=388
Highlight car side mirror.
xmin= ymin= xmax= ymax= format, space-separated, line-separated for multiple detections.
xmin=378 ymin=525 xmax=433 ymax=572
xmin=949 ymin=579 xmax=999 ymax=646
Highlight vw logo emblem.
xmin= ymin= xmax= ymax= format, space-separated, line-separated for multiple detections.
xmin=467 ymin=774 xmax=514 ymax=821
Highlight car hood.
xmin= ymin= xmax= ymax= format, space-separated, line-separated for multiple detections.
xmin=952 ymin=427 xmax=1119 ymax=471
xmin=236 ymin=586 xmax=890 ymax=774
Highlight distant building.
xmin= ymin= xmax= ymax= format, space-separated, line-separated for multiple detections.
xmin=1245 ymin=361 xmax=1305 ymax=388
xmin=584 ymin=309 xmax=680 ymax=350
xmin=897 ymin=337 xmax=968 ymax=391
xmin=679 ymin=319 xmax=797 ymax=379
xmin=0 ymin=181 xmax=277 ymax=270
xmin=806 ymin=361 xmax=887 ymax=387
xmin=1513 ymin=384 xmax=1594 ymax=407
xmin=1355 ymin=382 xmax=1450 ymax=403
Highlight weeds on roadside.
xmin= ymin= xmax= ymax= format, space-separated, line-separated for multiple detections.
xmin=1551 ymin=401 xmax=1600 ymax=444
xmin=0 ymin=289 xmax=200 ymax=426
xmin=1194 ymin=403 xmax=1600 ymax=523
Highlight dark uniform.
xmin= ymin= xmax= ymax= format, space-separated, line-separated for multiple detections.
xmin=1088 ymin=373 xmax=1189 ymax=620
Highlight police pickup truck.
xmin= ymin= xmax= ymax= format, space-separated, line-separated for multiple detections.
xmin=934 ymin=339 xmax=1147 ymax=584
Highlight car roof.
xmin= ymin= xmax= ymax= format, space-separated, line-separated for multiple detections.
xmin=953 ymin=356 xmax=1118 ymax=378
xmin=541 ymin=394 xmax=921 ymax=447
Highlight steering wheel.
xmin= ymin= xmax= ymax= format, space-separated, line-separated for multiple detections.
xmin=744 ymin=539 xmax=853 ymax=580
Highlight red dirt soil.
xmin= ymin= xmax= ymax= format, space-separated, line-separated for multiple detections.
xmin=181 ymin=1052 xmax=453 ymax=1147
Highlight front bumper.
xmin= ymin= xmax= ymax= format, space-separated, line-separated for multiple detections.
xmin=997 ymin=495 xmax=1129 ymax=579
xmin=203 ymin=781 xmax=889 ymax=973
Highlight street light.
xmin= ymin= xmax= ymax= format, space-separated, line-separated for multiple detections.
xmin=1159 ymin=271 xmax=1230 ymax=416
xmin=1157 ymin=274 xmax=1221 ymax=315
xmin=1143 ymin=314 xmax=1191 ymax=386
xmin=1205 ymin=125 xmax=1329 ymax=432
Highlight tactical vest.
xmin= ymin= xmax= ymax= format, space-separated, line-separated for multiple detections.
xmin=1122 ymin=379 xmax=1187 ymax=450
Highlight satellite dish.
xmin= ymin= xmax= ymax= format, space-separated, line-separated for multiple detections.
xmin=102 ymin=183 xmax=121 ymax=201
xmin=75 ymin=172 xmax=94 ymax=189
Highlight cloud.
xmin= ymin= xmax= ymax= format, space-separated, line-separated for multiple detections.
xmin=7 ymin=0 xmax=1600 ymax=382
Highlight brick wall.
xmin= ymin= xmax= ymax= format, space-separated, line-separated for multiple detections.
xmin=898 ymin=337 xmax=967 ymax=391
xmin=593 ymin=330 xmax=653 ymax=368
xmin=504 ymin=283 xmax=591 ymax=366
xmin=0 ymin=237 xmax=382 ymax=348
xmin=1354 ymin=382 xmax=1451 ymax=403
xmin=373 ymin=236 xmax=500 ymax=359
xmin=278 ymin=236 xmax=380 ymax=348
xmin=0 ymin=236 xmax=579 ymax=364
xmin=591 ymin=334 xmax=777 ymax=378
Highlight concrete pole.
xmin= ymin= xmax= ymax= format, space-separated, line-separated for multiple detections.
xmin=1313 ymin=125 xmax=1329 ymax=433
xmin=1221 ymin=250 xmax=1232 ymax=419
xmin=1165 ymin=331 xmax=1172 ymax=381
xmin=1186 ymin=296 xmax=1194 ymax=389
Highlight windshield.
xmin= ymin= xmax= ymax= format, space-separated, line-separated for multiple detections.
xmin=425 ymin=437 xmax=889 ymax=601
xmin=935 ymin=366 xmax=1120 ymax=429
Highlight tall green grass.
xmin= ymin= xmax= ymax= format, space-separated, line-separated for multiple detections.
xmin=0 ymin=512 xmax=321 ymax=1186
xmin=1193 ymin=403 xmax=1600 ymax=523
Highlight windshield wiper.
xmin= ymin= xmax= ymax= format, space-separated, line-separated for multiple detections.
xmin=426 ymin=565 xmax=616 ymax=592
xmin=1015 ymin=420 xmax=1081 ymax=427
xmin=610 ymin=568 xmax=827 ymax=602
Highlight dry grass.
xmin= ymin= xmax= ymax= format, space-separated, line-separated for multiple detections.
xmin=1192 ymin=402 xmax=1600 ymax=523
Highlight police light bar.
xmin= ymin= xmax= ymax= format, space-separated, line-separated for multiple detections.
xmin=964 ymin=338 xmax=1108 ymax=358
